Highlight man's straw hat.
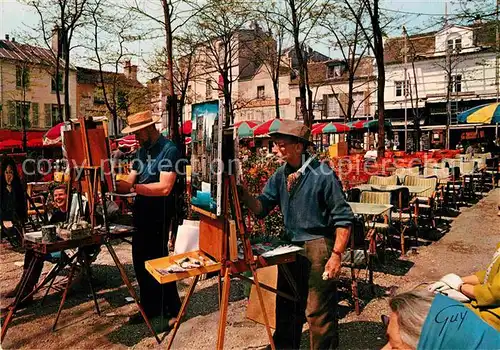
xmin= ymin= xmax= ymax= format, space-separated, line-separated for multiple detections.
xmin=121 ymin=111 xmax=160 ymax=134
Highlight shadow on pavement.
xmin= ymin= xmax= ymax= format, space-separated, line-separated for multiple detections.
xmin=106 ymin=277 xmax=247 ymax=347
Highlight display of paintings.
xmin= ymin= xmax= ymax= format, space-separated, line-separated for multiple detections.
xmin=190 ymin=100 xmax=223 ymax=216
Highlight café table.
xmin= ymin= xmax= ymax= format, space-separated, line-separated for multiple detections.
xmin=354 ymin=184 xmax=431 ymax=195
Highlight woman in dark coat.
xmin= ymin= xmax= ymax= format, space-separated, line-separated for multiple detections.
xmin=0 ymin=156 xmax=27 ymax=247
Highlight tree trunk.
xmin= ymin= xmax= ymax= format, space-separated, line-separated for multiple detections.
xmin=64 ymin=48 xmax=71 ymax=121
xmin=273 ymin=79 xmax=280 ymax=119
xmin=372 ymin=0 xmax=385 ymax=158
xmin=162 ymin=0 xmax=181 ymax=148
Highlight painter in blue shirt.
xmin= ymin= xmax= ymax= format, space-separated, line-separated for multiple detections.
xmin=240 ymin=120 xmax=354 ymax=350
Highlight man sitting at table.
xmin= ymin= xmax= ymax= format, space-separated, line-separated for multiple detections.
xmin=4 ymin=185 xmax=68 ymax=306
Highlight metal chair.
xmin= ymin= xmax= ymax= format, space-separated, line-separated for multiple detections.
xmin=368 ymin=175 xmax=398 ymax=186
xmin=360 ymin=191 xmax=392 ymax=260
xmin=394 ymin=167 xmax=420 ymax=184
xmin=404 ymin=175 xmax=438 ymax=229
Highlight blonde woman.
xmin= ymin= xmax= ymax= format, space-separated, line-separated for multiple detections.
xmin=429 ymin=243 xmax=500 ymax=331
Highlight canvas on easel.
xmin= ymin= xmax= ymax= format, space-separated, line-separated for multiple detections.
xmin=190 ymin=100 xmax=223 ymax=216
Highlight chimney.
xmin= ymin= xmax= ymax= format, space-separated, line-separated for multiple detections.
xmin=123 ymin=60 xmax=137 ymax=80
xmin=52 ymin=26 xmax=61 ymax=57
xmin=5 ymin=34 xmax=9 ymax=41
xmin=129 ymin=65 xmax=138 ymax=81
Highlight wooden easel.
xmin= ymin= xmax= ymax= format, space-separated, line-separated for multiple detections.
xmin=159 ymin=174 xmax=301 ymax=350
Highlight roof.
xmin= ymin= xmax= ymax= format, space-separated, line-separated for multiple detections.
xmin=384 ymin=32 xmax=436 ymax=64
xmin=282 ymin=45 xmax=331 ymax=68
xmin=0 ymin=39 xmax=57 ymax=64
xmin=384 ymin=22 xmax=497 ymax=64
xmin=289 ymin=56 xmax=375 ymax=85
xmin=76 ymin=67 xmax=144 ymax=88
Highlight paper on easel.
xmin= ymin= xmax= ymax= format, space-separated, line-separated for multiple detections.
xmin=201 ymin=182 xmax=211 ymax=193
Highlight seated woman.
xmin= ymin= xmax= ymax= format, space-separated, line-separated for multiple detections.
xmin=4 ymin=185 xmax=69 ymax=306
xmin=429 ymin=243 xmax=500 ymax=331
xmin=0 ymin=156 xmax=27 ymax=248
xmin=382 ymin=289 xmax=500 ymax=350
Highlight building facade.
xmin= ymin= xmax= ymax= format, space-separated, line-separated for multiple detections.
xmin=383 ymin=21 xmax=498 ymax=149
xmin=76 ymin=61 xmax=146 ymax=136
xmin=0 ymin=35 xmax=77 ymax=131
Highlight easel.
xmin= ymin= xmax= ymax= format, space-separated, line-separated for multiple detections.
xmin=150 ymin=173 xmax=300 ymax=350
xmin=63 ymin=118 xmax=162 ymax=343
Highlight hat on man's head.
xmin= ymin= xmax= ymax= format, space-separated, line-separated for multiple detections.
xmin=121 ymin=110 xmax=160 ymax=134
xmin=269 ymin=119 xmax=312 ymax=145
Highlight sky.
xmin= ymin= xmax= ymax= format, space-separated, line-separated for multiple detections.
xmin=0 ymin=0 xmax=466 ymax=82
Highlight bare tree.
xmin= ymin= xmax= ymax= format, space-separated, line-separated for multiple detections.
xmin=319 ymin=1 xmax=373 ymax=124
xmin=23 ymin=0 xmax=89 ymax=121
xmin=277 ymin=0 xmax=329 ymax=128
xmin=343 ymin=0 xmax=387 ymax=157
xmin=191 ymin=0 xmax=256 ymax=127
xmin=85 ymin=0 xmax=145 ymax=135
xmin=129 ymin=0 xmax=202 ymax=146
xmin=252 ymin=9 xmax=288 ymax=119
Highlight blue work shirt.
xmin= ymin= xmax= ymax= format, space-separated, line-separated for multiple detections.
xmin=257 ymin=156 xmax=354 ymax=242
xmin=131 ymin=135 xmax=181 ymax=220
xmin=132 ymin=135 xmax=180 ymax=184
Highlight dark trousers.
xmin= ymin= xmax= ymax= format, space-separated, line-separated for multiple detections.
xmin=274 ymin=237 xmax=339 ymax=350
xmin=17 ymin=250 xmax=44 ymax=296
xmin=132 ymin=213 xmax=181 ymax=319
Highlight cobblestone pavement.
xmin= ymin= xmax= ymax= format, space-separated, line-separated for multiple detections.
xmin=0 ymin=189 xmax=498 ymax=349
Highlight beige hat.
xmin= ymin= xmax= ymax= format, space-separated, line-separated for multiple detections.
xmin=269 ymin=119 xmax=312 ymax=144
xmin=121 ymin=111 xmax=160 ymax=134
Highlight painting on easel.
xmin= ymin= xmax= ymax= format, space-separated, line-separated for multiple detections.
xmin=190 ymin=100 xmax=223 ymax=216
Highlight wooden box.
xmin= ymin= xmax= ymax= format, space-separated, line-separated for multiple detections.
xmin=246 ymin=266 xmax=277 ymax=329
xmin=145 ymin=250 xmax=221 ymax=284
xmin=198 ymin=215 xmax=225 ymax=261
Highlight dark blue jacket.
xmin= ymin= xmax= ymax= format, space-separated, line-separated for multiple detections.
xmin=257 ymin=157 xmax=354 ymax=242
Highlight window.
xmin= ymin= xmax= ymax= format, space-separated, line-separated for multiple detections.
xmin=51 ymin=104 xmax=61 ymax=126
xmin=51 ymin=72 xmax=64 ymax=93
xmin=452 ymin=74 xmax=462 ymax=93
xmin=32 ymin=103 xmax=39 ymax=127
xmin=295 ymin=97 xmax=303 ymax=120
xmin=44 ymin=104 xmax=67 ymax=127
xmin=257 ymin=86 xmax=265 ymax=99
xmin=395 ymin=80 xmax=409 ymax=97
xmin=206 ymin=79 xmax=212 ymax=99
xmin=352 ymin=92 xmax=365 ymax=115
xmin=325 ymin=94 xmax=341 ymax=118
xmin=447 ymin=37 xmax=462 ymax=52
xmin=93 ymin=86 xmax=105 ymax=104
xmin=327 ymin=64 xmax=343 ymax=79
xmin=16 ymin=66 xmax=30 ymax=88
xmin=15 ymin=101 xmax=31 ymax=128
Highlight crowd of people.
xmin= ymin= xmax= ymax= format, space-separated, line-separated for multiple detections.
xmin=1 ymin=114 xmax=499 ymax=348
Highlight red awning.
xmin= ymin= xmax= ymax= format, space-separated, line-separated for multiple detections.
xmin=0 ymin=139 xmax=22 ymax=150
xmin=27 ymin=138 xmax=44 ymax=148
